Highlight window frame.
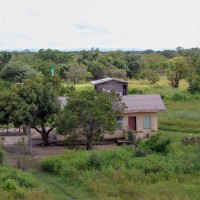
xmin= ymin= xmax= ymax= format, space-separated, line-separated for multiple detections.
xmin=143 ymin=115 xmax=151 ymax=129
xmin=116 ymin=116 xmax=123 ymax=130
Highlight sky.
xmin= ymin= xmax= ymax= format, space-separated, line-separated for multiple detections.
xmin=0 ymin=0 xmax=200 ymax=51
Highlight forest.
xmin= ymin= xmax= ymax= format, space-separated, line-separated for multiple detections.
xmin=0 ymin=47 xmax=200 ymax=92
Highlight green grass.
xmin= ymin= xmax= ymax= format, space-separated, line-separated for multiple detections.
xmin=159 ymin=100 xmax=200 ymax=133
xmin=0 ymin=165 xmax=52 ymax=200
xmin=39 ymin=139 xmax=200 ymax=200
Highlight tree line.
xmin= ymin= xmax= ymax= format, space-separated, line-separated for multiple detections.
xmin=0 ymin=47 xmax=200 ymax=91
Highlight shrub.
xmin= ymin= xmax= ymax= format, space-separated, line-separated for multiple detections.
xmin=188 ymin=77 xmax=200 ymax=94
xmin=3 ymin=178 xmax=25 ymax=198
xmin=181 ymin=137 xmax=200 ymax=145
xmin=87 ymin=153 xmax=102 ymax=170
xmin=129 ymin=88 xmax=144 ymax=94
xmin=137 ymin=134 xmax=171 ymax=155
xmin=127 ymin=129 xmax=136 ymax=145
xmin=171 ymin=93 xmax=188 ymax=101
xmin=0 ymin=147 xmax=4 ymax=165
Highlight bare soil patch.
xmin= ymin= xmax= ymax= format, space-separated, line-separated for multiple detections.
xmin=1 ymin=131 xmax=117 ymax=170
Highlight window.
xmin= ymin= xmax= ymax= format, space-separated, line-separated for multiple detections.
xmin=116 ymin=117 xmax=123 ymax=130
xmin=143 ymin=115 xmax=151 ymax=129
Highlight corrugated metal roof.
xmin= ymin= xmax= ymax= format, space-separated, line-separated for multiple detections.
xmin=91 ymin=77 xmax=129 ymax=85
xmin=122 ymin=94 xmax=166 ymax=113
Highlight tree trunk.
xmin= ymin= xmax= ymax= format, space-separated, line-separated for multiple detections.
xmin=86 ymin=136 xmax=93 ymax=150
xmin=23 ymin=125 xmax=33 ymax=154
xmin=86 ymin=123 xmax=94 ymax=150
xmin=172 ymin=73 xmax=179 ymax=88
xmin=41 ymin=125 xmax=49 ymax=146
xmin=33 ymin=125 xmax=50 ymax=146
xmin=41 ymin=133 xmax=49 ymax=146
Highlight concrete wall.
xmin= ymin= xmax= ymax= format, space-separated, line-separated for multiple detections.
xmin=104 ymin=112 xmax=158 ymax=139
xmin=123 ymin=112 xmax=158 ymax=132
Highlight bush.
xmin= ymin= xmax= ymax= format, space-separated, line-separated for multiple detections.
xmin=127 ymin=129 xmax=136 ymax=145
xmin=87 ymin=153 xmax=102 ymax=170
xmin=137 ymin=134 xmax=171 ymax=155
xmin=129 ymin=88 xmax=144 ymax=94
xmin=171 ymin=93 xmax=188 ymax=101
xmin=0 ymin=147 xmax=4 ymax=165
xmin=188 ymin=77 xmax=200 ymax=94
xmin=3 ymin=178 xmax=25 ymax=198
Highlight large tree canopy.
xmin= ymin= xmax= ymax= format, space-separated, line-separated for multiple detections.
xmin=0 ymin=78 xmax=61 ymax=145
xmin=0 ymin=61 xmax=37 ymax=83
xmin=57 ymin=91 xmax=126 ymax=150
xmin=165 ymin=57 xmax=189 ymax=88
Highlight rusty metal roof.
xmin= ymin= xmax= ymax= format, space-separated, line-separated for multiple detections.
xmin=91 ymin=77 xmax=129 ymax=85
xmin=122 ymin=94 xmax=166 ymax=113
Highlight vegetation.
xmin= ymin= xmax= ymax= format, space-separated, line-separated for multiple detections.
xmin=0 ymin=77 xmax=61 ymax=145
xmin=57 ymin=91 xmax=126 ymax=150
xmin=1 ymin=47 xmax=200 ymax=199
xmin=0 ymin=164 xmax=51 ymax=199
xmin=40 ymin=134 xmax=200 ymax=200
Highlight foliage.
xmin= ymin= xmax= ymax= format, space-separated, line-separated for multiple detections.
xmin=140 ymin=67 xmax=160 ymax=84
xmin=35 ymin=49 xmax=72 ymax=64
xmin=188 ymin=76 xmax=200 ymax=94
xmin=57 ymin=91 xmax=125 ymax=150
xmin=40 ymin=139 xmax=200 ymax=200
xmin=165 ymin=57 xmax=189 ymax=88
xmin=127 ymin=129 xmax=137 ymax=145
xmin=0 ymin=52 xmax=12 ymax=68
xmin=0 ymin=79 xmax=11 ymax=91
xmin=0 ymin=166 xmax=51 ymax=200
xmin=0 ymin=147 xmax=4 ymax=165
xmin=140 ymin=133 xmax=171 ymax=154
xmin=87 ymin=153 xmax=102 ymax=170
xmin=0 ymin=78 xmax=61 ymax=145
xmin=60 ymin=84 xmax=75 ymax=96
xmin=0 ymin=61 xmax=37 ymax=83
xmin=65 ymin=62 xmax=88 ymax=84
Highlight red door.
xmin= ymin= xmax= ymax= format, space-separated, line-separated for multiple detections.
xmin=128 ymin=116 xmax=136 ymax=130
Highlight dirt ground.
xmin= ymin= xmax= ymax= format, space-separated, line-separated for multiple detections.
xmin=1 ymin=130 xmax=117 ymax=170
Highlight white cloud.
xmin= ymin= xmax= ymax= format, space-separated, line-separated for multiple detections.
xmin=0 ymin=0 xmax=200 ymax=50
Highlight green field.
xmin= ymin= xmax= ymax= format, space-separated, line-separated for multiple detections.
xmin=1 ymin=78 xmax=200 ymax=200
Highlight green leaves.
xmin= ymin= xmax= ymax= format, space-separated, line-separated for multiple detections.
xmin=57 ymin=91 xmax=125 ymax=149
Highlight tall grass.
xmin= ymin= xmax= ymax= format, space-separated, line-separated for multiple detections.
xmin=40 ymin=138 xmax=200 ymax=200
xmin=159 ymin=100 xmax=200 ymax=133
xmin=0 ymin=166 xmax=51 ymax=200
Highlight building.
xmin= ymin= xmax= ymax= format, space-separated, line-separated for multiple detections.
xmin=91 ymin=78 xmax=166 ymax=139
xmin=91 ymin=77 xmax=129 ymax=95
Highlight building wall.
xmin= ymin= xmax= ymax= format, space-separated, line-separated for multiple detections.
xmin=123 ymin=112 xmax=158 ymax=131
xmin=96 ymin=81 xmax=127 ymax=95
xmin=104 ymin=112 xmax=158 ymax=139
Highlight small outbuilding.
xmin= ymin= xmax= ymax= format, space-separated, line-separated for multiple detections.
xmin=91 ymin=77 xmax=129 ymax=95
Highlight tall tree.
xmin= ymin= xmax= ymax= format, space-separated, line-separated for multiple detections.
xmin=1 ymin=78 xmax=61 ymax=145
xmin=35 ymin=49 xmax=72 ymax=64
xmin=165 ymin=57 xmax=189 ymax=88
xmin=65 ymin=62 xmax=88 ymax=84
xmin=57 ymin=91 xmax=125 ymax=150
xmin=0 ymin=61 xmax=37 ymax=83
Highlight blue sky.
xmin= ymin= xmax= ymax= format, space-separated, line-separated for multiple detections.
xmin=0 ymin=0 xmax=200 ymax=51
